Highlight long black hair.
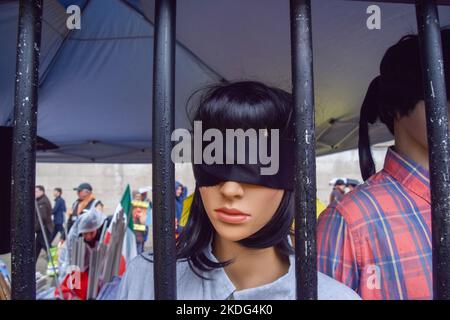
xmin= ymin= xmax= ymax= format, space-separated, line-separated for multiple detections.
xmin=177 ymin=81 xmax=295 ymax=275
xmin=359 ymin=29 xmax=450 ymax=180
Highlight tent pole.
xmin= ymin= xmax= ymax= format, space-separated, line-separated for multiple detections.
xmin=10 ymin=0 xmax=43 ymax=300
xmin=416 ymin=0 xmax=450 ymax=300
xmin=152 ymin=0 xmax=177 ymax=300
xmin=290 ymin=0 xmax=318 ymax=300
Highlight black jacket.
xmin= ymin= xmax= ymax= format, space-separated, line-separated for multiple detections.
xmin=35 ymin=195 xmax=54 ymax=233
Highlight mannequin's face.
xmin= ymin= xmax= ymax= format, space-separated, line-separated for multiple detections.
xmin=199 ymin=181 xmax=284 ymax=242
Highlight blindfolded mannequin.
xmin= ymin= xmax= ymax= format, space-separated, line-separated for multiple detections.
xmin=116 ymin=81 xmax=360 ymax=300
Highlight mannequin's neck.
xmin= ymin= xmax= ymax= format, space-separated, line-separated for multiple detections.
xmin=212 ymin=235 xmax=289 ymax=291
xmin=394 ymin=127 xmax=429 ymax=171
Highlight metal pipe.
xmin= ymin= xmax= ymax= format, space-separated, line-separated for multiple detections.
xmin=290 ymin=0 xmax=318 ymax=300
xmin=333 ymin=125 xmax=359 ymax=149
xmin=10 ymin=0 xmax=43 ymax=300
xmin=152 ymin=0 xmax=177 ymax=300
xmin=416 ymin=0 xmax=450 ymax=300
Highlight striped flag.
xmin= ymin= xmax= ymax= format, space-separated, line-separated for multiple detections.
xmin=107 ymin=185 xmax=137 ymax=269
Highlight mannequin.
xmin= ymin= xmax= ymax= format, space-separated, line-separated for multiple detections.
xmin=117 ymin=81 xmax=360 ymax=300
xmin=317 ymin=30 xmax=450 ymax=300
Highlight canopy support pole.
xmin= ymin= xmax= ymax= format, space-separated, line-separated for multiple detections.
xmin=416 ymin=0 xmax=450 ymax=300
xmin=152 ymin=0 xmax=177 ymax=300
xmin=10 ymin=0 xmax=43 ymax=300
xmin=290 ymin=0 xmax=318 ymax=300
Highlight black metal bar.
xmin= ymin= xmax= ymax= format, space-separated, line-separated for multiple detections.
xmin=152 ymin=0 xmax=177 ymax=300
xmin=290 ymin=0 xmax=318 ymax=300
xmin=416 ymin=0 xmax=450 ymax=300
xmin=10 ymin=0 xmax=43 ymax=300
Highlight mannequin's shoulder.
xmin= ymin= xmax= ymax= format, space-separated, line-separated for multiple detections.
xmin=117 ymin=252 xmax=197 ymax=300
xmin=317 ymin=272 xmax=361 ymax=300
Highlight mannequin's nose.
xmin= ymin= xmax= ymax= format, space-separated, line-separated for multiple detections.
xmin=219 ymin=181 xmax=245 ymax=199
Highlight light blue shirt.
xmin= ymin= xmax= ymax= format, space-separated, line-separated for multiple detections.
xmin=117 ymin=245 xmax=361 ymax=300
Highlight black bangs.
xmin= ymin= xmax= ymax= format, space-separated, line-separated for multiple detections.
xmin=188 ymin=81 xmax=294 ymax=137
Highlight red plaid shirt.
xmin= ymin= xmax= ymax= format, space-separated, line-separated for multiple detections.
xmin=317 ymin=148 xmax=432 ymax=299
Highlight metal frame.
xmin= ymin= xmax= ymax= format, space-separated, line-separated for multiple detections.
xmin=416 ymin=0 xmax=450 ymax=300
xmin=10 ymin=0 xmax=43 ymax=300
xmin=290 ymin=0 xmax=318 ymax=300
xmin=152 ymin=0 xmax=177 ymax=300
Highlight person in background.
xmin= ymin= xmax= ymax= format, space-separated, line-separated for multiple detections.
xmin=175 ymin=181 xmax=187 ymax=234
xmin=50 ymin=188 xmax=66 ymax=243
xmin=35 ymin=186 xmax=54 ymax=263
xmin=345 ymin=180 xmax=359 ymax=193
xmin=67 ymin=183 xmax=102 ymax=233
xmin=139 ymin=186 xmax=151 ymax=204
xmin=329 ymin=179 xmax=345 ymax=204
xmin=57 ymin=208 xmax=113 ymax=300
xmin=78 ymin=210 xmax=111 ymax=249
xmin=131 ymin=198 xmax=149 ymax=254
xmin=138 ymin=187 xmax=152 ymax=249
xmin=133 ymin=191 xmax=143 ymax=202
xmin=317 ymin=30 xmax=450 ymax=299
xmin=139 ymin=186 xmax=152 ymax=222
xmin=96 ymin=201 xmax=105 ymax=213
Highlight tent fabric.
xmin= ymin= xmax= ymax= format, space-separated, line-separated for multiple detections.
xmin=1 ymin=0 xmax=450 ymax=163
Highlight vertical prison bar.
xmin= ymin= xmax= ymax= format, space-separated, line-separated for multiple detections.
xmin=152 ymin=0 xmax=177 ymax=300
xmin=416 ymin=0 xmax=450 ymax=300
xmin=290 ymin=0 xmax=318 ymax=300
xmin=10 ymin=0 xmax=43 ymax=300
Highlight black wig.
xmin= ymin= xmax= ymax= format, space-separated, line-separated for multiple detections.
xmin=177 ymin=81 xmax=295 ymax=275
xmin=359 ymin=29 xmax=450 ymax=181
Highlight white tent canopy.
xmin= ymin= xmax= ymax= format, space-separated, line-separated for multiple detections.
xmin=1 ymin=0 xmax=450 ymax=162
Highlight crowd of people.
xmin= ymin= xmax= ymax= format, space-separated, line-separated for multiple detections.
xmin=34 ymin=181 xmax=189 ymax=269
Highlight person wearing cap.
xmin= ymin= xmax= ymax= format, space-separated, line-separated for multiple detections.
xmin=317 ymin=30 xmax=450 ymax=299
xmin=345 ymin=179 xmax=360 ymax=193
xmin=138 ymin=186 xmax=151 ymax=203
xmin=329 ymin=179 xmax=346 ymax=204
xmin=67 ymin=183 xmax=103 ymax=233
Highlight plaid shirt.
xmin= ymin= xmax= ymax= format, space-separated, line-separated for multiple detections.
xmin=317 ymin=148 xmax=432 ymax=299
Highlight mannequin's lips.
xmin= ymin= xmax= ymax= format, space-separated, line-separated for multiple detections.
xmin=215 ymin=207 xmax=250 ymax=224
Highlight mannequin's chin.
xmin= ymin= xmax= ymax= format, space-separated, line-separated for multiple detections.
xmin=213 ymin=223 xmax=255 ymax=243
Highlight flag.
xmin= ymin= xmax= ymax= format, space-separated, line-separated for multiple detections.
xmin=118 ymin=185 xmax=137 ymax=263
xmin=107 ymin=185 xmax=137 ymax=271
